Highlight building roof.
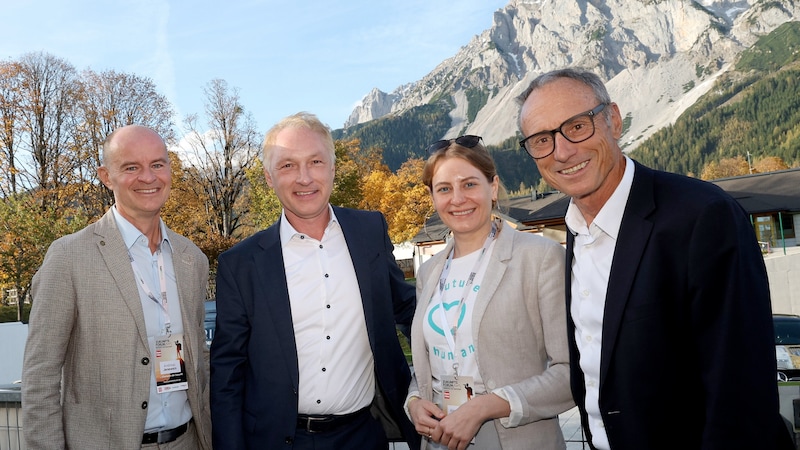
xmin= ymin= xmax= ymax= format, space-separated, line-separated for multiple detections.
xmin=710 ymin=168 xmax=800 ymax=214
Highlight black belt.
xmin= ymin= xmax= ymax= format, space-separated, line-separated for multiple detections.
xmin=297 ymin=406 xmax=371 ymax=433
xmin=142 ymin=420 xmax=190 ymax=445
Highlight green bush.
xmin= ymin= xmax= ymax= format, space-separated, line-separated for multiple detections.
xmin=0 ymin=303 xmax=31 ymax=323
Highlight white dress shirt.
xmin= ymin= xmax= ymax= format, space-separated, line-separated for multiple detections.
xmin=111 ymin=206 xmax=192 ymax=433
xmin=565 ymin=156 xmax=634 ymax=450
xmin=279 ymin=206 xmax=375 ymax=415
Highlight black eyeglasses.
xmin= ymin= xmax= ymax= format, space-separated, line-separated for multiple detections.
xmin=519 ymin=103 xmax=608 ymax=160
xmin=426 ymin=135 xmax=483 ymax=156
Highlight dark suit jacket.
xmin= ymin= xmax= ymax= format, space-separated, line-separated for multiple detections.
xmin=210 ymin=206 xmax=420 ymax=449
xmin=566 ymin=161 xmax=792 ymax=450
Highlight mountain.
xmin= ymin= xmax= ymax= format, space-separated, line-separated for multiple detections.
xmin=336 ymin=0 xmax=800 ymax=165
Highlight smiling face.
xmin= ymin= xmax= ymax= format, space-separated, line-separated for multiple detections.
xmin=430 ymin=156 xmax=498 ymax=249
xmin=98 ymin=125 xmax=171 ymax=228
xmin=264 ymin=126 xmax=335 ymax=235
xmin=519 ymin=77 xmax=626 ymax=218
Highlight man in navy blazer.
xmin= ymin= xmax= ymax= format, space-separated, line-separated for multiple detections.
xmin=517 ymin=69 xmax=793 ymax=449
xmin=210 ymin=112 xmax=420 ymax=449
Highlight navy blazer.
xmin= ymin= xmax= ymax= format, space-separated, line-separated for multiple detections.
xmin=566 ymin=161 xmax=791 ymax=449
xmin=210 ymin=207 xmax=420 ymax=449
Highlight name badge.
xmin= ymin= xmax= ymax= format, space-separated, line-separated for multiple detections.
xmin=155 ymin=333 xmax=188 ymax=393
xmin=441 ymin=374 xmax=474 ymax=414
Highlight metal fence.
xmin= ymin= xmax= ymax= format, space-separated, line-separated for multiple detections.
xmin=0 ymin=384 xmax=23 ymax=450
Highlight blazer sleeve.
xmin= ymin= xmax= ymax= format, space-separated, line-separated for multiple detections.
xmin=21 ymin=239 xmax=74 ymax=449
xmin=688 ymin=193 xmax=778 ymax=447
xmin=209 ymin=250 xmax=250 ymax=450
xmin=381 ymin=214 xmax=416 ymax=336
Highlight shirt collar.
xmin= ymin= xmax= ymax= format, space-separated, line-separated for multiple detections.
xmin=111 ymin=206 xmax=170 ymax=251
xmin=278 ymin=204 xmax=339 ymax=246
xmin=565 ymin=155 xmax=635 ymax=239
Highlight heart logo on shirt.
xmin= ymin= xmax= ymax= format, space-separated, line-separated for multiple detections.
xmin=427 ymin=301 xmax=467 ymax=337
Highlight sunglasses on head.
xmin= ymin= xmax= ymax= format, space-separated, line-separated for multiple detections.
xmin=426 ymin=135 xmax=483 ymax=156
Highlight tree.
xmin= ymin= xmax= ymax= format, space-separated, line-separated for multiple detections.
xmin=0 ymin=60 xmax=22 ymax=197
xmin=753 ymin=156 xmax=789 ymax=173
xmin=245 ymin=158 xmax=282 ymax=232
xmin=181 ymin=79 xmax=260 ymax=238
xmin=331 ymin=139 xmax=369 ymax=208
xmin=700 ymin=156 xmax=750 ymax=180
xmin=360 ymin=157 xmax=431 ymax=243
xmin=387 ymin=158 xmax=431 ymax=242
xmin=0 ymin=193 xmax=87 ymax=321
xmin=16 ymin=52 xmax=79 ymax=209
xmin=162 ymin=151 xmax=240 ymax=300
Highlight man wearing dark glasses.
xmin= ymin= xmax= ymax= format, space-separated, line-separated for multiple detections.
xmin=516 ymin=68 xmax=792 ymax=450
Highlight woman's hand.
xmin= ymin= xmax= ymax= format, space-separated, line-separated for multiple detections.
xmin=431 ymin=393 xmax=511 ymax=450
xmin=408 ymin=397 xmax=445 ymax=441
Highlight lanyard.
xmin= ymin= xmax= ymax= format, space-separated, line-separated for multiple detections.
xmin=128 ymin=246 xmax=172 ymax=334
xmin=434 ymin=219 xmax=499 ymax=376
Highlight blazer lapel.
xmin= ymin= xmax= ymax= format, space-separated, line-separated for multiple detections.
xmin=94 ymin=210 xmax=150 ymax=349
xmin=471 ymin=223 xmax=511 ymax=332
xmin=256 ymin=221 xmax=300 ymax=387
xmin=600 ymin=162 xmax=655 ymax=384
xmin=335 ymin=208 xmax=376 ymax=341
xmin=168 ymin=229 xmax=202 ymax=380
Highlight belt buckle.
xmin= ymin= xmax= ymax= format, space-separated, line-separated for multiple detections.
xmin=305 ymin=416 xmax=327 ymax=433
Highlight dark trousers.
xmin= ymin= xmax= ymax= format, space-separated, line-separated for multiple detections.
xmin=292 ymin=410 xmax=388 ymax=450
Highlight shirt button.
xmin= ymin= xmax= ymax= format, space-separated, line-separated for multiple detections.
xmin=141 ymin=401 xmax=148 ymax=409
xmin=321 ymin=367 xmax=326 ymax=372
xmin=141 ymin=357 xmax=149 ymax=365
xmin=316 ymin=399 xmax=321 ymax=404
xmin=324 ymin=274 xmax=329 ymax=278
xmin=319 ymin=244 xmax=323 ymax=249
xmin=326 ymin=305 xmax=331 ymax=309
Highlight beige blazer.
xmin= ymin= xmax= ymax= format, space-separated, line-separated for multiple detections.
xmin=410 ymin=221 xmax=574 ymax=449
xmin=22 ymin=209 xmax=212 ymax=449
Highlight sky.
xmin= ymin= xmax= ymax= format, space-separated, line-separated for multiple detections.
xmin=3 ymin=0 xmax=508 ymax=134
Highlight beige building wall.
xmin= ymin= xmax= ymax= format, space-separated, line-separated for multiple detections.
xmin=765 ymin=247 xmax=800 ymax=315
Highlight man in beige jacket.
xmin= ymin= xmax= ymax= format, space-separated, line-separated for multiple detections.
xmin=22 ymin=125 xmax=212 ymax=449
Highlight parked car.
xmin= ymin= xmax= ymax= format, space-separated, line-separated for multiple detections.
xmin=204 ymin=300 xmax=216 ymax=348
xmin=774 ymin=314 xmax=800 ymax=380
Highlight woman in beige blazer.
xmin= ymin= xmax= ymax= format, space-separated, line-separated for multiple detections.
xmin=407 ymin=135 xmax=573 ymax=449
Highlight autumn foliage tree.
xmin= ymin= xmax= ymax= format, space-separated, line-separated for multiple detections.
xmin=245 ymin=158 xmax=282 ymax=232
xmin=753 ymin=156 xmax=789 ymax=173
xmin=360 ymin=157 xmax=431 ymax=243
xmin=0 ymin=52 xmax=179 ymax=310
xmin=0 ymin=193 xmax=87 ymax=320
xmin=181 ymin=79 xmax=260 ymax=239
xmin=700 ymin=155 xmax=790 ymax=180
xmin=700 ymin=156 xmax=751 ymax=180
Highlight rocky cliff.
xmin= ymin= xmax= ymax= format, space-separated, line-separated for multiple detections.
xmin=344 ymin=0 xmax=799 ymax=151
